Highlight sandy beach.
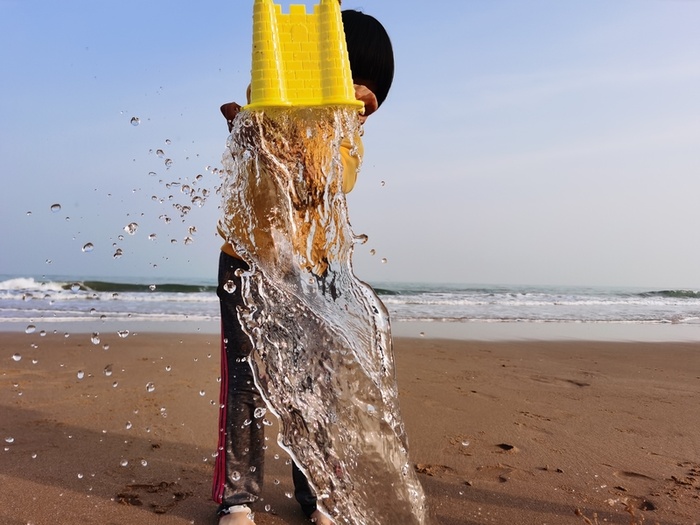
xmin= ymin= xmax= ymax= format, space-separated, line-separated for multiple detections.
xmin=1 ymin=330 xmax=699 ymax=525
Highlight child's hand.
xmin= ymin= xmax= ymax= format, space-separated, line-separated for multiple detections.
xmin=221 ymin=102 xmax=242 ymax=132
xmin=354 ymin=84 xmax=378 ymax=124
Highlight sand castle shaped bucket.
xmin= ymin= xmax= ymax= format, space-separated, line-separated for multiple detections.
xmin=245 ymin=0 xmax=364 ymax=110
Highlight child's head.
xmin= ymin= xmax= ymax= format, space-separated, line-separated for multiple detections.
xmin=342 ymin=10 xmax=395 ymax=108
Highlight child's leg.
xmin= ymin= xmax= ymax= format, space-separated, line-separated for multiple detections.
xmin=292 ymin=462 xmax=318 ymax=518
xmin=213 ymin=252 xmax=265 ymax=516
xmin=291 ymin=463 xmax=334 ymax=523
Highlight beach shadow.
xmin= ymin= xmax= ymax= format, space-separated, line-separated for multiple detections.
xmin=420 ymin=474 xmax=683 ymax=525
xmin=0 ymin=403 xmax=311 ymax=524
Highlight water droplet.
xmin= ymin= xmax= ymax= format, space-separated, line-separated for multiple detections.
xmin=380 ymin=180 xmax=386 ymax=186
xmin=199 ymin=390 xmax=205 ymax=396
xmin=149 ymin=284 xmax=156 ymax=291
xmin=124 ymin=222 xmax=138 ymax=235
xmin=112 ymin=381 xmax=119 ymax=388
xmin=183 ymin=236 xmax=193 ymax=245
xmin=223 ymin=280 xmax=236 ymax=294
xmin=231 ymin=471 xmax=241 ymax=481
xmin=264 ymin=504 xmax=271 ymax=512
xmin=254 ymin=407 xmax=267 ymax=419
xmin=125 ymin=421 xmax=132 ymax=430
xmin=31 ymin=453 xmax=37 ymax=459
xmin=130 ymin=117 xmax=140 ymax=126
xmin=120 ymin=459 xmax=128 ymax=467
xmin=26 ymin=211 xmax=32 ymax=216
xmin=103 ymin=365 xmax=113 ymax=376
xmin=165 ymin=365 xmax=172 ymax=372
xmin=50 ymin=203 xmax=62 ymax=213
xmin=140 ymin=459 xmax=148 ymax=467
xmin=77 ymin=473 xmax=84 ymax=479
xmin=5 ymin=437 xmax=14 ymax=444
xmin=148 ymin=171 xmax=157 ymax=177
xmin=461 ymin=440 xmax=470 ymax=447
xmin=25 ymin=324 xmax=36 ymax=334
xmin=381 ymin=257 xmax=388 ymax=264
xmin=146 ymin=382 xmax=155 ymax=393
xmin=156 ymin=149 xmax=165 ymax=158
xmin=285 ymin=492 xmax=293 ymax=499
xmin=70 ymin=283 xmax=81 ymax=293
xmin=11 ymin=353 xmax=21 ymax=362
xmin=77 ymin=370 xmax=85 ymax=380
xmin=82 ymin=243 xmax=94 ymax=253
xmin=91 ymin=333 xmax=100 ymax=345
xmin=117 ymin=330 xmax=129 ymax=338
xmin=369 ymin=249 xmax=376 ymax=256
xmin=165 ymin=138 xmax=171 ymax=145
xmin=148 ymin=233 xmax=157 ymax=240
xmin=164 ymin=158 xmax=173 ymax=168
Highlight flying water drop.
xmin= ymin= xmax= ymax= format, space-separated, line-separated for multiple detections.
xmin=124 ymin=222 xmax=138 ymax=235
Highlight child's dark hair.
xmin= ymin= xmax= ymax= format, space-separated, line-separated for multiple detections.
xmin=342 ymin=10 xmax=395 ymax=108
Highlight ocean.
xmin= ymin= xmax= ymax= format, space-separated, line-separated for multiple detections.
xmin=3 ymin=276 xmax=700 ymax=341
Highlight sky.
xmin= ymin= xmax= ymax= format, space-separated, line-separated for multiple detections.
xmin=1 ymin=0 xmax=699 ymax=288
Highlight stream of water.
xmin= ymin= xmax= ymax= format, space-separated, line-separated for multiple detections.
xmin=218 ymin=107 xmax=429 ymax=524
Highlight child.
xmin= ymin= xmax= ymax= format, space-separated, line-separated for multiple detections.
xmin=213 ymin=8 xmax=394 ymax=525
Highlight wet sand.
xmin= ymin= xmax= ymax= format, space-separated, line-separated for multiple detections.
xmin=1 ymin=331 xmax=699 ymax=524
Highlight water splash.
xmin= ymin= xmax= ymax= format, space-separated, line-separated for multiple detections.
xmin=219 ymin=107 xmax=428 ymax=524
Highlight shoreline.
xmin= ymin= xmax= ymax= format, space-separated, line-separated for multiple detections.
xmin=2 ymin=332 xmax=699 ymax=524
xmin=2 ymin=318 xmax=700 ymax=343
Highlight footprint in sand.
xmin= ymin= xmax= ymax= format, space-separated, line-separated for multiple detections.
xmin=116 ymin=481 xmax=192 ymax=514
xmin=530 ymin=375 xmax=591 ymax=388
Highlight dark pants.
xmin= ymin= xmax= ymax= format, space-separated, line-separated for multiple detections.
xmin=212 ymin=251 xmax=318 ymax=518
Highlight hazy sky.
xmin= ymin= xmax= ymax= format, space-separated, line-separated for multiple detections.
xmin=2 ymin=0 xmax=699 ymax=288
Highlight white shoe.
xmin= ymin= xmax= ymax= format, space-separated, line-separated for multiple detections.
xmin=219 ymin=505 xmax=255 ymax=525
xmin=310 ymin=509 xmax=334 ymax=525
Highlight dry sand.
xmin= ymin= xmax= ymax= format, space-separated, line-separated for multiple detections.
xmin=1 ymin=331 xmax=699 ymax=524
